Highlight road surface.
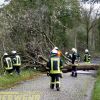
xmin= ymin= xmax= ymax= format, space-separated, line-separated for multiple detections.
xmin=0 ymin=71 xmax=96 ymax=100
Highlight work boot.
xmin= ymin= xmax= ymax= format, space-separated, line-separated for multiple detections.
xmin=71 ymin=72 xmax=74 ymax=77
xmin=50 ymin=84 xmax=54 ymax=89
xmin=74 ymin=72 xmax=77 ymax=77
xmin=57 ymin=87 xmax=60 ymax=91
xmin=56 ymin=84 xmax=60 ymax=91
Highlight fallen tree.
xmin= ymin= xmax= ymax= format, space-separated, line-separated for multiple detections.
xmin=62 ymin=63 xmax=100 ymax=72
xmin=21 ymin=53 xmax=100 ymax=72
xmin=38 ymin=55 xmax=100 ymax=72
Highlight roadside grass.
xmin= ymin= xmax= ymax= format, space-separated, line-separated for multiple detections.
xmin=92 ymin=69 xmax=100 ymax=100
xmin=0 ymin=69 xmax=41 ymax=89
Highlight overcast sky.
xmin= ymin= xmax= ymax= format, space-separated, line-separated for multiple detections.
xmin=80 ymin=2 xmax=100 ymax=10
xmin=0 ymin=0 xmax=100 ymax=8
xmin=0 ymin=0 xmax=5 ymax=5
xmin=0 ymin=0 xmax=11 ymax=7
xmin=0 ymin=0 xmax=100 ymax=14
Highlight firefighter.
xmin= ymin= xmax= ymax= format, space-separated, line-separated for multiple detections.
xmin=65 ymin=52 xmax=72 ymax=60
xmin=11 ymin=50 xmax=21 ymax=75
xmin=65 ymin=52 xmax=72 ymax=64
xmin=84 ymin=49 xmax=91 ymax=63
xmin=71 ymin=48 xmax=77 ymax=77
xmin=47 ymin=49 xmax=63 ymax=91
xmin=2 ymin=53 xmax=13 ymax=74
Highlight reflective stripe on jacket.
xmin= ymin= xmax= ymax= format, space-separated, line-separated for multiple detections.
xmin=5 ymin=57 xmax=13 ymax=70
xmin=84 ymin=53 xmax=91 ymax=62
xmin=13 ymin=55 xmax=21 ymax=66
xmin=50 ymin=57 xmax=62 ymax=74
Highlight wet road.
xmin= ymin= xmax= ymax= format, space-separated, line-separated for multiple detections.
xmin=0 ymin=58 xmax=99 ymax=100
xmin=0 ymin=71 xmax=96 ymax=100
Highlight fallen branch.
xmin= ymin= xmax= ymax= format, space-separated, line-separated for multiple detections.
xmin=38 ymin=55 xmax=48 ymax=62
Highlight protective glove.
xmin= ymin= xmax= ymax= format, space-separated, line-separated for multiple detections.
xmin=60 ymin=73 xmax=63 ymax=78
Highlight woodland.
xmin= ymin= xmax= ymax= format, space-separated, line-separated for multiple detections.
xmin=0 ymin=0 xmax=100 ymax=68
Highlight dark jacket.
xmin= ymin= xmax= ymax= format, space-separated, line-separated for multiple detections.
xmin=84 ymin=53 xmax=91 ymax=62
xmin=47 ymin=57 xmax=63 ymax=74
xmin=71 ymin=52 xmax=77 ymax=64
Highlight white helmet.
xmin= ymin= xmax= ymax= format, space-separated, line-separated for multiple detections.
xmin=54 ymin=47 xmax=58 ymax=50
xmin=85 ymin=49 xmax=88 ymax=53
xmin=51 ymin=49 xmax=58 ymax=54
xmin=65 ymin=52 xmax=68 ymax=55
xmin=4 ymin=53 xmax=8 ymax=56
xmin=75 ymin=49 xmax=77 ymax=53
xmin=72 ymin=48 xmax=76 ymax=52
xmin=11 ymin=50 xmax=16 ymax=54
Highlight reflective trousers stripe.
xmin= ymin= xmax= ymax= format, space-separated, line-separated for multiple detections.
xmin=50 ymin=78 xmax=60 ymax=84
xmin=50 ymin=81 xmax=60 ymax=84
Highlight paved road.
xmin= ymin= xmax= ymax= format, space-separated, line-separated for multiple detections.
xmin=0 ymin=71 xmax=96 ymax=100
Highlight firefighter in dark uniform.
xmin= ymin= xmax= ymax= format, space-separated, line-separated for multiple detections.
xmin=47 ymin=49 xmax=63 ymax=91
xmin=84 ymin=49 xmax=91 ymax=63
xmin=71 ymin=48 xmax=77 ymax=77
xmin=2 ymin=53 xmax=13 ymax=74
xmin=11 ymin=50 xmax=21 ymax=75
xmin=65 ymin=52 xmax=72 ymax=60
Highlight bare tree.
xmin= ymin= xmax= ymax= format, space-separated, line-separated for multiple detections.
xmin=80 ymin=2 xmax=100 ymax=49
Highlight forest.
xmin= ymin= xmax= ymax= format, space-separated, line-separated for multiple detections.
xmin=0 ymin=0 xmax=100 ymax=68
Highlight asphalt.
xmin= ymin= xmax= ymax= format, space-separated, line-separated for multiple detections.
xmin=0 ymin=71 xmax=96 ymax=100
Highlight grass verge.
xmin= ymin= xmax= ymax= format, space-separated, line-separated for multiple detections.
xmin=92 ymin=69 xmax=100 ymax=100
xmin=0 ymin=69 xmax=41 ymax=89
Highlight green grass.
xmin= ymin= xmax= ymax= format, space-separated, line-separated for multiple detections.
xmin=0 ymin=69 xmax=41 ymax=89
xmin=92 ymin=69 xmax=100 ymax=100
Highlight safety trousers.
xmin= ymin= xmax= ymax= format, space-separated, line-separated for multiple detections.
xmin=71 ymin=66 xmax=77 ymax=77
xmin=13 ymin=66 xmax=20 ymax=75
xmin=50 ymin=74 xmax=60 ymax=90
